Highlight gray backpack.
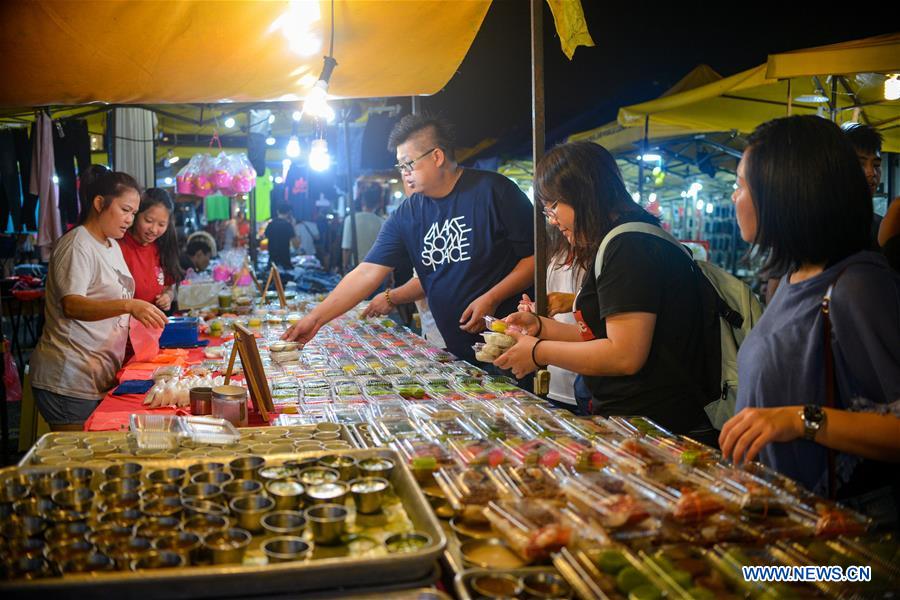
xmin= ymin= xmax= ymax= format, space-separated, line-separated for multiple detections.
xmin=595 ymin=222 xmax=763 ymax=429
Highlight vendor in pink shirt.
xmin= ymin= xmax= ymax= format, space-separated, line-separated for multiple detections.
xmin=118 ymin=188 xmax=184 ymax=311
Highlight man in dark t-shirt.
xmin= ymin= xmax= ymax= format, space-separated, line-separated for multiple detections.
xmin=264 ymin=203 xmax=298 ymax=271
xmin=284 ymin=114 xmax=535 ymax=361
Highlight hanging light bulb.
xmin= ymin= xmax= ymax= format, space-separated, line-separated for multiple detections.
xmin=166 ymin=149 xmax=180 ymax=166
xmin=224 ymin=116 xmax=236 ymax=129
xmin=301 ymin=56 xmax=337 ymax=121
xmin=292 ymin=110 xmax=302 ymax=122
xmin=268 ymin=114 xmax=276 ymax=125
xmin=286 ymin=135 xmax=301 ymax=158
xmin=885 ymin=75 xmax=900 ymax=101
xmin=308 ymin=138 xmax=331 ymax=172
xmin=695 ymin=199 xmax=705 ymax=211
xmin=705 ymin=202 xmax=714 ymax=214
xmin=265 ymin=136 xmax=276 ymax=146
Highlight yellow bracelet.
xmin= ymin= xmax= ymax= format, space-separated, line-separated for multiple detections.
xmin=384 ymin=288 xmax=394 ymax=307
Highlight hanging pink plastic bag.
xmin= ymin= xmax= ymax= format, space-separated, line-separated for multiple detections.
xmin=229 ymin=153 xmax=257 ymax=193
xmin=175 ymin=155 xmax=203 ymax=195
xmin=3 ymin=351 xmax=22 ymax=402
xmin=129 ymin=318 xmax=163 ymax=363
xmin=211 ymin=152 xmax=232 ymax=191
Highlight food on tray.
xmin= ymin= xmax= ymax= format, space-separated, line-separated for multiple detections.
xmin=484 ymin=499 xmax=572 ymax=562
xmin=672 ymin=488 xmax=725 ymax=523
xmin=648 ymin=545 xmax=743 ymax=599
xmin=814 ymin=505 xmax=867 ymax=537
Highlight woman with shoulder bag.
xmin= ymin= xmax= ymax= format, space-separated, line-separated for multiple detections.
xmin=718 ymin=116 xmax=900 ymax=529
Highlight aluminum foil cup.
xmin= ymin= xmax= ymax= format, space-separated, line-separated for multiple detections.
xmin=223 ymin=479 xmax=263 ymax=501
xmin=305 ymin=503 xmax=348 ymax=546
xmin=261 ymin=511 xmax=306 ymax=537
xmin=52 ymin=487 xmax=94 ymax=512
xmin=191 ymin=470 xmax=234 ymax=486
xmin=349 ymin=477 xmax=389 ymax=515
xmin=229 ymin=456 xmax=265 ymax=480
xmin=318 ymin=455 xmax=358 ymax=481
xmin=188 ymin=462 xmax=225 ymax=476
xmin=104 ymin=462 xmax=143 ymax=481
xmin=148 ymin=467 xmax=188 ymax=487
xmin=229 ymin=494 xmax=275 ymax=533
xmin=180 ymin=483 xmax=223 ymax=504
xmin=131 ymin=550 xmax=186 ymax=570
xmin=357 ymin=456 xmax=395 ymax=480
xmin=59 ymin=552 xmax=115 ymax=574
xmin=262 ymin=536 xmax=310 ymax=563
xmin=266 ymin=480 xmax=305 ymax=511
xmin=99 ymin=477 xmax=141 ymax=497
xmin=203 ymin=528 xmax=251 ymax=564
xmin=181 ymin=514 xmax=230 ymax=537
xmin=154 ymin=531 xmax=203 ymax=565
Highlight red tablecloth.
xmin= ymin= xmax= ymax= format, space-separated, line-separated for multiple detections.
xmin=84 ymin=336 xmax=270 ymax=431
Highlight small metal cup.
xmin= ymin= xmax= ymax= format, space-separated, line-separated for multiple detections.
xmin=135 ymin=516 xmax=181 ymax=540
xmin=99 ymin=477 xmax=141 ymax=497
xmin=318 ymin=455 xmax=358 ymax=481
xmin=471 ymin=573 xmax=524 ymax=598
xmin=0 ymin=480 xmax=31 ymax=504
xmin=258 ymin=465 xmax=300 ymax=483
xmin=203 ymin=528 xmax=251 ymax=564
xmin=349 ymin=477 xmax=389 ymax=515
xmin=13 ymin=497 xmax=55 ymax=518
xmin=31 ymin=472 xmax=67 ymax=497
xmin=229 ymin=494 xmax=275 ymax=533
xmin=100 ymin=491 xmax=142 ymax=512
xmin=521 ymin=572 xmax=573 ymax=599
xmin=229 ymin=456 xmax=265 ymax=480
xmin=10 ymin=537 xmax=45 ymax=560
xmin=181 ymin=483 xmax=223 ymax=503
xmin=99 ymin=508 xmax=143 ymax=528
xmin=262 ymin=536 xmax=310 ymax=563
xmin=54 ymin=466 xmax=95 ymax=488
xmin=313 ymin=431 xmax=341 ymax=441
xmin=142 ymin=483 xmax=181 ymax=503
xmin=305 ymin=481 xmax=349 ymax=506
xmin=305 ymin=503 xmax=348 ymax=546
xmin=131 ymin=550 xmax=186 ymax=570
xmin=299 ymin=467 xmax=340 ymax=487
xmin=108 ymin=536 xmax=153 ymax=566
xmin=357 ymin=457 xmax=395 ymax=479
xmin=59 ymin=552 xmax=115 ymax=574
xmin=265 ymin=480 xmax=305 ymax=510
xmin=88 ymin=524 xmax=135 ymax=552
xmin=315 ymin=422 xmax=341 ymax=434
xmin=223 ymin=479 xmax=263 ymax=501
xmin=182 ymin=513 xmax=230 ymax=537
xmin=261 ymin=511 xmax=306 ymax=536
xmin=52 ymin=487 xmax=94 ymax=512
xmin=283 ymin=457 xmax=319 ymax=471
xmin=188 ymin=462 xmax=225 ymax=476
xmin=142 ymin=495 xmax=183 ymax=519
xmin=148 ymin=467 xmax=187 ymax=487
xmin=104 ymin=462 xmax=143 ymax=480
xmin=45 ymin=538 xmax=93 ymax=565
xmin=385 ymin=532 xmax=432 ymax=554
xmin=6 ymin=556 xmax=51 ymax=580
xmin=190 ymin=470 xmax=234 ymax=486
xmin=45 ymin=521 xmax=90 ymax=545
xmin=154 ymin=531 xmax=203 ymax=565
xmin=182 ymin=498 xmax=229 ymax=518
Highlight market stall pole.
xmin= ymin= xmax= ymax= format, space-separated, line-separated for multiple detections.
xmin=344 ymin=106 xmax=360 ymax=269
xmin=530 ymin=0 xmax=548 ymax=317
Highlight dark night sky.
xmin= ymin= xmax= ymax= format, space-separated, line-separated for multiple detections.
xmin=419 ymin=0 xmax=895 ymax=154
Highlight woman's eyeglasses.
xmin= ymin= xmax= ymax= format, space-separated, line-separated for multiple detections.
xmin=542 ymin=199 xmax=559 ymax=221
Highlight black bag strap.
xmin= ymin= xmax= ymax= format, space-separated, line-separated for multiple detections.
xmin=821 ymin=267 xmax=848 ymax=499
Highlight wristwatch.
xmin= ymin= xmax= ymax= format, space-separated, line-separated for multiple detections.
xmin=800 ymin=404 xmax=826 ymax=441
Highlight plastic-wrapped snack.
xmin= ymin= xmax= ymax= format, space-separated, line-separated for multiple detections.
xmin=393 ymin=438 xmax=454 ymax=482
xmin=483 ymin=499 xmax=573 ymax=562
xmin=481 ymin=331 xmax=516 ymax=349
xmin=435 ymin=467 xmax=502 ymax=523
xmin=450 ymin=437 xmax=510 ymax=468
xmin=472 ymin=342 xmax=502 ymax=363
xmin=643 ymin=545 xmax=745 ymax=600
xmin=491 ymin=465 xmax=564 ymax=501
xmin=562 ymin=474 xmax=653 ymax=530
xmin=814 ymin=502 xmax=869 ymax=537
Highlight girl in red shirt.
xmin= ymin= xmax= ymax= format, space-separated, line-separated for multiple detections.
xmin=118 ymin=188 xmax=184 ymax=311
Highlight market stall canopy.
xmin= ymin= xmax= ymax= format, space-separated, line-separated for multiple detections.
xmin=0 ymin=0 xmax=491 ymax=106
xmin=617 ymin=34 xmax=900 ymax=152
xmin=765 ymin=33 xmax=900 ymax=79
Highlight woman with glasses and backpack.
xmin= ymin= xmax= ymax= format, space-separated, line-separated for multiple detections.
xmin=494 ymin=141 xmax=718 ymax=446
xmin=718 ymin=116 xmax=900 ymax=528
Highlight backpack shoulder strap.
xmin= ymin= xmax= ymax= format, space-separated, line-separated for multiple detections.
xmin=594 ymin=222 xmax=691 ymax=280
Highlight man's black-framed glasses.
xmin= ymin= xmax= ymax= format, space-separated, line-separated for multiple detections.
xmin=394 ymin=147 xmax=437 ymax=173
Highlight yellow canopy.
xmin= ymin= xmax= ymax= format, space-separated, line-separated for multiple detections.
xmin=617 ymin=34 xmax=900 ymax=152
xmin=0 ymin=0 xmax=490 ymax=106
xmin=766 ymin=32 xmax=900 ymax=78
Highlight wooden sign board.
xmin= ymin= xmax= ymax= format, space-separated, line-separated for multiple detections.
xmin=262 ymin=264 xmax=287 ymax=309
xmin=224 ymin=323 xmax=274 ymax=423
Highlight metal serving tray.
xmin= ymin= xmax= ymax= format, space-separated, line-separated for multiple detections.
xmin=1 ymin=448 xmax=446 ymax=599
xmin=454 ymin=566 xmax=572 ymax=600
